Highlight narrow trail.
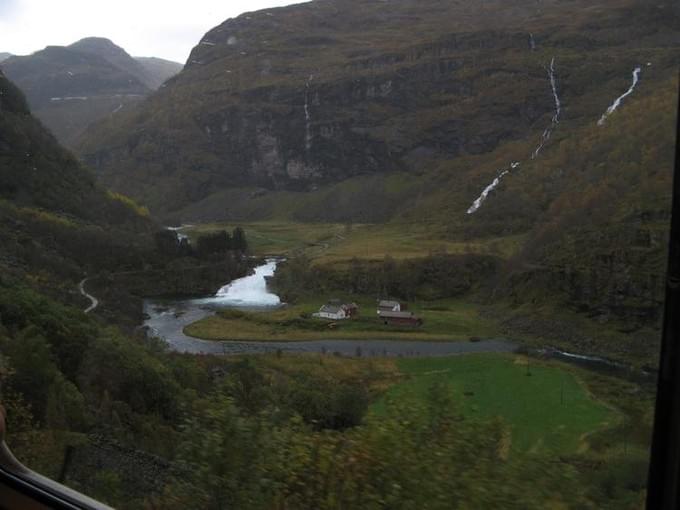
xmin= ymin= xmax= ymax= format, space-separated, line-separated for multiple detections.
xmin=79 ymin=278 xmax=99 ymax=314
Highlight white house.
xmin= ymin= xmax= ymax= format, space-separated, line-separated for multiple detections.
xmin=313 ymin=304 xmax=348 ymax=320
xmin=377 ymin=300 xmax=401 ymax=315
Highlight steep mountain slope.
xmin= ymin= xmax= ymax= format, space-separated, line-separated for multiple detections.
xmin=492 ymin=83 xmax=676 ymax=361
xmin=0 ymin=68 xmax=251 ymax=319
xmin=78 ymin=0 xmax=678 ymax=219
xmin=0 ymin=69 xmax=141 ymax=220
xmin=0 ymin=53 xmax=11 ymax=63
xmin=1 ymin=38 xmax=162 ymax=146
xmin=0 ymin=69 xmax=156 ymax=307
xmin=134 ymin=56 xmax=183 ymax=89
xmin=0 ymin=71 xmax=205 ymax=505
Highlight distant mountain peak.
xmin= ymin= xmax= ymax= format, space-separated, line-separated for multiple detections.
xmin=69 ymin=37 xmax=125 ymax=54
xmin=1 ymin=35 xmax=183 ymax=147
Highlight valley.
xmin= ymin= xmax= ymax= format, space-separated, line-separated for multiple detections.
xmin=0 ymin=0 xmax=677 ymax=507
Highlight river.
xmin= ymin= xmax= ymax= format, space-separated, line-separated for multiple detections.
xmin=143 ymin=260 xmax=654 ymax=382
xmin=143 ymin=259 xmax=518 ymax=357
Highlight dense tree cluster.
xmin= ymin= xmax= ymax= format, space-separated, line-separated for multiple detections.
xmin=154 ymin=228 xmax=248 ymax=260
xmin=196 ymin=227 xmax=248 ymax=257
xmin=272 ymin=253 xmax=498 ymax=302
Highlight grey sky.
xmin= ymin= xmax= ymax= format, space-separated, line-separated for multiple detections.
xmin=0 ymin=0 xmax=303 ymax=63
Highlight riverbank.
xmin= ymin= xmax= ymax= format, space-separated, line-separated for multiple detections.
xmin=144 ymin=295 xmax=516 ymax=356
xmin=184 ymin=297 xmax=500 ymax=343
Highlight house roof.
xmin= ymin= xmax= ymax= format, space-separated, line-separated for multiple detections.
xmin=319 ymin=305 xmax=344 ymax=314
xmin=377 ymin=300 xmax=400 ymax=308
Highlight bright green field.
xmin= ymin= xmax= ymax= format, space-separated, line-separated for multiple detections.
xmin=371 ymin=354 xmax=617 ymax=454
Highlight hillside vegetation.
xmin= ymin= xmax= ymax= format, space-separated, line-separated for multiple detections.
xmin=78 ymin=0 xmax=678 ymax=222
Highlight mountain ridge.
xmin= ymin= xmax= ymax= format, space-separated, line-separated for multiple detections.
xmin=1 ymin=38 xmax=181 ymax=146
xmin=77 ymin=0 xmax=679 ymax=221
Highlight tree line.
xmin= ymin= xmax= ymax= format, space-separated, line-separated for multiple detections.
xmin=272 ymin=253 xmax=499 ymax=303
xmin=153 ymin=227 xmax=248 ymax=260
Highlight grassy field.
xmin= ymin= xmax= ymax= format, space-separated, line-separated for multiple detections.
xmin=185 ymin=221 xmax=525 ymax=263
xmin=371 ymin=354 xmax=618 ymax=454
xmin=184 ymin=297 xmax=502 ymax=342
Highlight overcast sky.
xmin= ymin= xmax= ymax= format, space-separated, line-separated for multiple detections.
xmin=0 ymin=0 xmax=303 ymax=63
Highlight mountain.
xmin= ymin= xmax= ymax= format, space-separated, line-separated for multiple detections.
xmin=0 ymin=53 xmax=11 ymax=62
xmin=0 ymin=68 xmax=156 ymax=306
xmin=0 ymin=69 xmax=143 ymax=221
xmin=0 ymin=38 xmax=180 ymax=147
xmin=0 ymin=67 xmax=251 ymax=317
xmin=134 ymin=56 xmax=183 ymax=89
xmin=68 ymin=37 xmax=181 ymax=89
xmin=77 ymin=0 xmax=679 ymax=222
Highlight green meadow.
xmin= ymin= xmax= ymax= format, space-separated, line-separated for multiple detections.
xmin=185 ymin=221 xmax=525 ymax=263
xmin=371 ymin=354 xmax=617 ymax=454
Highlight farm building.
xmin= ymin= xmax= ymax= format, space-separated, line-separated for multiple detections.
xmin=313 ymin=301 xmax=360 ymax=320
xmin=379 ymin=310 xmax=423 ymax=327
xmin=314 ymin=304 xmax=347 ymax=320
xmin=377 ymin=300 xmax=403 ymax=314
xmin=343 ymin=302 xmax=359 ymax=317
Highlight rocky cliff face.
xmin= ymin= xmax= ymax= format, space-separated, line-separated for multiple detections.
xmin=77 ymin=0 xmax=679 ymax=218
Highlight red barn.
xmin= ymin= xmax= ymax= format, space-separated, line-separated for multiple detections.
xmin=379 ymin=310 xmax=423 ymax=327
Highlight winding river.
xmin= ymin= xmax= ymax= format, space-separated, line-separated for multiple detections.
xmin=143 ymin=259 xmax=517 ymax=357
xmin=143 ymin=260 xmax=654 ymax=383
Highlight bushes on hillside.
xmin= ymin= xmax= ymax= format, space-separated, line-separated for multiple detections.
xmin=195 ymin=228 xmax=249 ymax=257
xmin=272 ymin=253 xmax=498 ymax=302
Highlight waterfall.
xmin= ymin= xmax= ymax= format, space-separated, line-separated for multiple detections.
xmin=467 ymin=58 xmax=560 ymax=215
xmin=304 ymin=74 xmax=314 ymax=151
xmin=213 ymin=259 xmax=281 ymax=306
xmin=466 ymin=168 xmax=511 ymax=215
xmin=531 ymin=57 xmax=561 ymax=160
xmin=597 ymin=67 xmax=642 ymax=126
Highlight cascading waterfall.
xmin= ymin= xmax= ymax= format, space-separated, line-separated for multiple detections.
xmin=213 ymin=259 xmax=281 ymax=307
xmin=304 ymin=74 xmax=314 ymax=151
xmin=531 ymin=57 xmax=561 ymax=159
xmin=597 ymin=67 xmax=642 ymax=126
xmin=467 ymin=58 xmax=560 ymax=215
xmin=529 ymin=33 xmax=536 ymax=51
xmin=466 ymin=163 xmax=519 ymax=214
